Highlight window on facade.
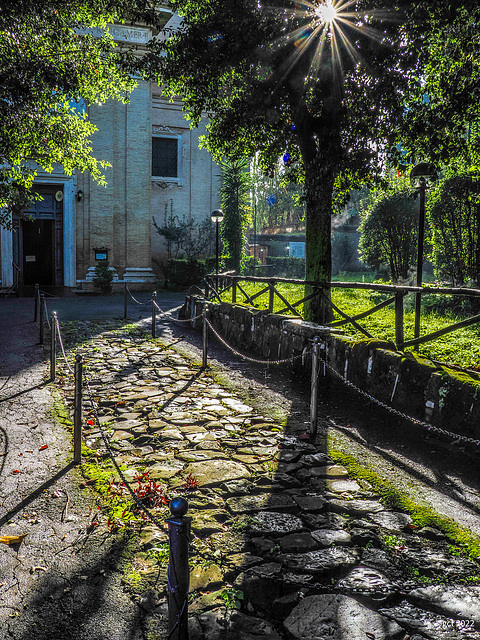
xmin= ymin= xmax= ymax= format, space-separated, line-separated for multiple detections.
xmin=152 ymin=137 xmax=178 ymax=178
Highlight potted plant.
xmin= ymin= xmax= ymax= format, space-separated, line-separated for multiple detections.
xmin=93 ymin=260 xmax=114 ymax=294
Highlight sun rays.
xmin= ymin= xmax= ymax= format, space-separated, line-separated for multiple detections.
xmin=264 ymin=0 xmax=394 ymax=88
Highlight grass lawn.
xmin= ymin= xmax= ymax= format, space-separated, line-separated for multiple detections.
xmin=220 ymin=274 xmax=480 ymax=371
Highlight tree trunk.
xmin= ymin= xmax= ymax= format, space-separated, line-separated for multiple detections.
xmin=304 ymin=159 xmax=335 ymax=324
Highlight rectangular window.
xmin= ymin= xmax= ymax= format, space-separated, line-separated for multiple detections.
xmin=152 ymin=137 xmax=178 ymax=178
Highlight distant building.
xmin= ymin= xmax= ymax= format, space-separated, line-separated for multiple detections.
xmin=0 ymin=11 xmax=221 ymax=292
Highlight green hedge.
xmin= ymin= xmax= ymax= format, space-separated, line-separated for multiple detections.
xmin=164 ymin=258 xmax=217 ymax=289
xmin=243 ymin=256 xmax=305 ymax=278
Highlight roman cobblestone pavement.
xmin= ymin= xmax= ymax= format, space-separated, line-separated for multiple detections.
xmin=2 ymin=301 xmax=480 ymax=639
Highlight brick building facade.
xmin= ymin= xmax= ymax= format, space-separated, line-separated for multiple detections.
xmin=0 ymin=14 xmax=221 ymax=292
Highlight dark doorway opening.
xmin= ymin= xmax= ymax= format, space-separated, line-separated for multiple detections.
xmin=22 ymin=219 xmax=54 ymax=286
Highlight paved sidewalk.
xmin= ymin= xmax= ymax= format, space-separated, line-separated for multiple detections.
xmin=2 ymin=297 xmax=480 ymax=639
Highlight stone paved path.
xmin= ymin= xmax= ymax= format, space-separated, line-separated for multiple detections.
xmin=2 ymin=305 xmax=480 ymax=639
xmin=55 ymin=319 xmax=480 ymax=639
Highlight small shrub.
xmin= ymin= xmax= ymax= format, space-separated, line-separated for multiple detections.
xmin=93 ymin=261 xmax=113 ymax=293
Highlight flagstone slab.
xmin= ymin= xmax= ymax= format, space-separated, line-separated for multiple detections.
xmin=111 ymin=430 xmax=133 ymax=441
xmin=328 ymin=498 xmax=385 ymax=516
xmin=277 ymin=548 xmax=358 ymax=576
xmin=327 ymin=478 xmax=362 ymax=493
xmin=368 ymin=511 xmax=413 ymax=532
xmin=184 ymin=460 xmax=251 ymax=487
xmin=222 ymin=398 xmax=253 ymax=413
xmin=285 ymin=594 xmax=405 ymax=640
xmin=337 ymin=566 xmax=395 ymax=598
xmin=157 ymin=429 xmax=184 ymax=442
xmin=247 ymin=511 xmax=304 ymax=536
xmin=176 ymin=450 xmax=228 ymax=463
xmin=148 ymin=462 xmax=184 ymax=480
xmin=379 ymin=601 xmax=479 ymax=640
xmin=292 ymin=495 xmax=327 ymax=512
xmin=407 ymin=585 xmax=480 ymax=625
xmin=226 ymin=493 xmax=295 ymax=514
xmin=301 ymin=452 xmax=332 ymax=466
xmin=111 ymin=419 xmax=145 ymax=430
xmin=311 ymin=529 xmax=352 ymax=547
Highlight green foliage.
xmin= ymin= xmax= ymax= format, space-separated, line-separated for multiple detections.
xmin=268 ymin=257 xmax=305 ymax=278
xmin=163 ymin=258 xmax=216 ymax=289
xmin=93 ymin=261 xmax=113 ymax=293
xmin=0 ymin=0 xmax=162 ymax=223
xmin=401 ymin=4 xmax=480 ymax=169
xmin=220 ymin=587 xmax=244 ymax=610
xmin=220 ymin=158 xmax=252 ymax=273
xmin=329 ymin=449 xmax=480 ymax=559
xmin=358 ymin=171 xmax=418 ymax=281
xmin=251 ymin=157 xmax=305 ymax=233
xmin=143 ymin=0 xmax=428 ymax=321
xmin=427 ymin=173 xmax=480 ymax=286
xmin=153 ymin=200 xmax=215 ymax=260
xmin=219 ymin=278 xmax=480 ymax=369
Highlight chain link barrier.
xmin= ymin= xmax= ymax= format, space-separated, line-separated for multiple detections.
xmin=43 ymin=297 xmax=51 ymax=329
xmin=54 ymin=316 xmax=75 ymax=376
xmin=125 ymin=284 xmax=153 ymax=306
xmin=153 ymin=300 xmax=203 ymax=324
xmin=47 ymin=316 xmax=480 ymax=610
xmin=325 ymin=360 xmax=480 ymax=447
xmin=205 ymin=317 xmax=309 ymax=366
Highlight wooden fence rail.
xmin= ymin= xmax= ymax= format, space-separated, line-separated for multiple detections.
xmin=204 ymin=273 xmax=480 ymax=351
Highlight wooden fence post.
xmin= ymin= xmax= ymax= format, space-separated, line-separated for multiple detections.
xmin=269 ymin=280 xmax=275 ymax=313
xmin=395 ymin=293 xmax=404 ymax=350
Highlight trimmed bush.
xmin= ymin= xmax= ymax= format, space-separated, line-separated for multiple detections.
xmin=164 ymin=258 xmax=217 ymax=289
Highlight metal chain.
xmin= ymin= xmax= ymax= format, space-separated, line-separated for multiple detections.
xmin=54 ymin=317 xmax=75 ymax=375
xmin=0 ymin=376 xmax=11 ymax=394
xmin=326 ymin=361 xmax=480 ymax=447
xmin=82 ymin=372 xmax=168 ymax=532
xmin=43 ymin=299 xmax=51 ymax=329
xmin=153 ymin=300 xmax=203 ymax=324
xmin=205 ymin=318 xmax=308 ymax=365
xmin=125 ymin=285 xmax=153 ymax=306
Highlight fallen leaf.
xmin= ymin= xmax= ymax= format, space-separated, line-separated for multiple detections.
xmin=0 ymin=534 xmax=28 ymax=546
xmin=39 ymin=445 xmax=48 ymax=451
xmin=30 ymin=566 xmax=47 ymax=573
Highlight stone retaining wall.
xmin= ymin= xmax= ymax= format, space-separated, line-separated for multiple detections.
xmin=182 ymin=295 xmax=480 ymax=440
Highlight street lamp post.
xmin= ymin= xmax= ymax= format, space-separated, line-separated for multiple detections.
xmin=410 ymin=162 xmax=437 ymax=342
xmin=211 ymin=209 xmax=224 ymax=290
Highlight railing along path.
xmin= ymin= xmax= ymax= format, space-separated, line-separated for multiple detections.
xmin=205 ymin=273 xmax=480 ymax=351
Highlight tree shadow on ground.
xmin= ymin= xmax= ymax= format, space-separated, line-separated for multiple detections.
xmin=5 ymin=530 xmax=166 ymax=640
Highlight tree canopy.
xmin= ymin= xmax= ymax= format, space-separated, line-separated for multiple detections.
xmin=428 ymin=172 xmax=480 ymax=287
xmin=143 ymin=0 xmax=424 ymax=320
xmin=359 ymin=189 xmax=418 ymax=281
xmin=0 ymin=0 xmax=160 ymax=226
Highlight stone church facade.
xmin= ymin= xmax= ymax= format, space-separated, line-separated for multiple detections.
xmin=0 ymin=13 xmax=221 ymax=292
